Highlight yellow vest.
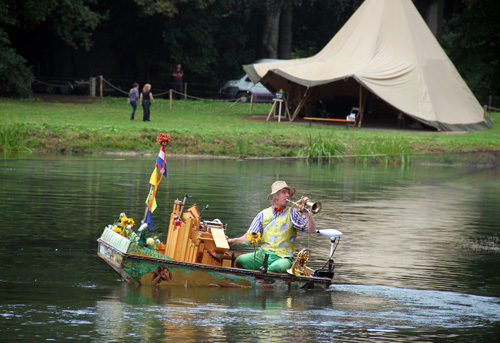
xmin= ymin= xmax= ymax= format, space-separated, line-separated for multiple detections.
xmin=261 ymin=207 xmax=296 ymax=258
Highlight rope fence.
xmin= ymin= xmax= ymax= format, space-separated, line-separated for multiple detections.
xmin=32 ymin=79 xmax=74 ymax=94
xmin=102 ymin=77 xmax=128 ymax=96
xmin=99 ymin=75 xmax=255 ymax=113
xmin=33 ymin=76 xmax=244 ymax=103
xmin=33 ymin=79 xmax=73 ymax=88
xmin=485 ymin=105 xmax=500 ymax=112
xmin=33 ymin=75 xmax=286 ymax=118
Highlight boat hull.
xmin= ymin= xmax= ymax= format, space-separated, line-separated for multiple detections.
xmin=97 ymin=238 xmax=332 ymax=290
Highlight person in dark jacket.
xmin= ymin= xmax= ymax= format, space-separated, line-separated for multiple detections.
xmin=140 ymin=83 xmax=155 ymax=122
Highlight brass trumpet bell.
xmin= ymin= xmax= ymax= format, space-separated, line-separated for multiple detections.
xmin=308 ymin=201 xmax=322 ymax=214
xmin=287 ymin=199 xmax=322 ymax=214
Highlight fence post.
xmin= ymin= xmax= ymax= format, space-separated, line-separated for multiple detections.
xmin=99 ymin=75 xmax=103 ymax=102
xmin=169 ymin=89 xmax=173 ymax=110
xmin=250 ymin=93 xmax=254 ymax=115
xmin=184 ymin=82 xmax=187 ymax=100
xmin=89 ymin=77 xmax=96 ymax=97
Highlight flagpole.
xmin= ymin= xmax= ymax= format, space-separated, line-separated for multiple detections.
xmin=139 ymin=133 xmax=171 ymax=246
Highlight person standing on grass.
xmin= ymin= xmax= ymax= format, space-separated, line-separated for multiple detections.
xmin=128 ymin=82 xmax=139 ymax=120
xmin=172 ymin=63 xmax=184 ymax=100
xmin=140 ymin=83 xmax=155 ymax=122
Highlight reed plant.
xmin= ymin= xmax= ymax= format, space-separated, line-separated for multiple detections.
xmin=301 ymin=133 xmax=348 ymax=158
xmin=236 ymin=136 xmax=250 ymax=158
xmin=354 ymin=135 xmax=414 ymax=156
xmin=0 ymin=123 xmax=31 ymax=152
xmin=301 ymin=133 xmax=415 ymax=164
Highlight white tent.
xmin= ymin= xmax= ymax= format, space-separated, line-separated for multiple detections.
xmin=244 ymin=0 xmax=492 ymax=131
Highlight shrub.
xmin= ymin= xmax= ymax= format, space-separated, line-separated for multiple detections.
xmin=0 ymin=30 xmax=34 ymax=98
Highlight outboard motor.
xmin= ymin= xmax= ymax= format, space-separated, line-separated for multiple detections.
xmin=313 ymin=229 xmax=343 ymax=279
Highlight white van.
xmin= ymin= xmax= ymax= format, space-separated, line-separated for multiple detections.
xmin=219 ymin=59 xmax=281 ymax=103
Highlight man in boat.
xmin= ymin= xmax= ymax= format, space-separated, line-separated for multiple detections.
xmin=228 ymin=180 xmax=316 ymax=273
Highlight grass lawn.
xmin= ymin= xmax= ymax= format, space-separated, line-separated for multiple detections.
xmin=0 ymin=95 xmax=499 ymax=160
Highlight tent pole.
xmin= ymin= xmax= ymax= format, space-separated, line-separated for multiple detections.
xmin=357 ymin=85 xmax=365 ymax=128
xmin=290 ymin=88 xmax=312 ymax=122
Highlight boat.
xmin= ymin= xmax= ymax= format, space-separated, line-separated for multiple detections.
xmin=97 ymin=133 xmax=342 ymax=289
xmin=97 ymin=199 xmax=342 ymax=289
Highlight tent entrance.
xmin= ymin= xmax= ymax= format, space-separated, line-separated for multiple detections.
xmin=293 ymin=80 xmax=433 ymax=130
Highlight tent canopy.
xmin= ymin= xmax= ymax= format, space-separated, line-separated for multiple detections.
xmin=244 ymin=0 xmax=492 ymax=131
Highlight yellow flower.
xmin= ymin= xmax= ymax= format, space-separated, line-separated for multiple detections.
xmin=120 ymin=216 xmax=135 ymax=227
xmin=112 ymin=226 xmax=122 ymax=234
xmin=246 ymin=231 xmax=261 ymax=244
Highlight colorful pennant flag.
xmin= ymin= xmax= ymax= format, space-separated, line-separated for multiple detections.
xmin=145 ymin=209 xmax=154 ymax=229
xmin=149 ymin=168 xmax=159 ymax=186
xmin=145 ymin=187 xmax=157 ymax=213
xmin=156 ymin=145 xmax=167 ymax=177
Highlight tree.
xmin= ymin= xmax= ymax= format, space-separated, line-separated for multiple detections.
xmin=278 ymin=5 xmax=293 ymax=59
xmin=258 ymin=3 xmax=293 ymax=59
xmin=290 ymin=0 xmax=363 ymax=58
xmin=442 ymin=0 xmax=500 ymax=103
xmin=133 ymin=0 xmax=259 ymax=88
xmin=0 ymin=30 xmax=33 ymax=97
xmin=260 ymin=6 xmax=281 ymax=58
xmin=413 ymin=0 xmax=445 ymax=42
xmin=224 ymin=0 xmax=363 ymax=60
xmin=1 ymin=0 xmax=105 ymax=97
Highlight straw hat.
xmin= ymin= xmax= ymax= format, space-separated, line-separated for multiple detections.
xmin=267 ymin=181 xmax=296 ymax=200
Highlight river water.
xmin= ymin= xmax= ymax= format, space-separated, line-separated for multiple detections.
xmin=1 ymin=153 xmax=499 ymax=342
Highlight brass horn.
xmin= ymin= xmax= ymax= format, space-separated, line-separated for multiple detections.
xmin=287 ymin=249 xmax=311 ymax=276
xmin=287 ymin=199 xmax=322 ymax=214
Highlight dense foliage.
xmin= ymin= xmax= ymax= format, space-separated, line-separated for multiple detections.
xmin=1 ymin=0 xmax=499 ymax=103
xmin=0 ymin=32 xmax=33 ymax=97
xmin=0 ymin=0 xmax=104 ymax=97
xmin=442 ymin=0 xmax=500 ymax=104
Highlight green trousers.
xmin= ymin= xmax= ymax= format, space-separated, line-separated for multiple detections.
xmin=235 ymin=248 xmax=293 ymax=273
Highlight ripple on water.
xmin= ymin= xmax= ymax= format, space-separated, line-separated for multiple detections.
xmin=329 ymin=284 xmax=500 ymax=328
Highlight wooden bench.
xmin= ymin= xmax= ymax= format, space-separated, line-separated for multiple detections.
xmin=303 ymin=117 xmax=356 ymax=129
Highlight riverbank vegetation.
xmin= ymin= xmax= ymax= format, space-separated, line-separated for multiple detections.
xmin=1 ymin=96 xmax=499 ymax=161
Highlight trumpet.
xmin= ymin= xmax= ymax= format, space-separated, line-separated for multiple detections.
xmin=287 ymin=198 xmax=322 ymax=214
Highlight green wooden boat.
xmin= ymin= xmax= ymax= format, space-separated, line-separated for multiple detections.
xmin=97 ymin=200 xmax=342 ymax=290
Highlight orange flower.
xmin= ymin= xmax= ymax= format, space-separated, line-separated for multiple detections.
xmin=157 ymin=133 xmax=171 ymax=146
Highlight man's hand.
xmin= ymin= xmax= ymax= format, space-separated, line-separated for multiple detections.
xmin=227 ymin=235 xmax=250 ymax=247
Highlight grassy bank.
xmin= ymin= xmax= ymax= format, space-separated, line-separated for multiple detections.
xmin=0 ymin=96 xmax=499 ymax=159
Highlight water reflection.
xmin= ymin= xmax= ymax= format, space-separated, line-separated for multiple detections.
xmin=94 ymin=285 xmax=305 ymax=342
xmin=91 ymin=283 xmax=500 ymax=342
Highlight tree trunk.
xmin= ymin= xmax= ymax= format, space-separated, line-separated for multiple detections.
xmin=260 ymin=8 xmax=281 ymax=59
xmin=278 ymin=5 xmax=293 ymax=59
xmin=424 ymin=0 xmax=444 ymax=42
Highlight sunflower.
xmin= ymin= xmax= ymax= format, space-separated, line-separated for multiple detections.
xmin=246 ymin=231 xmax=261 ymax=244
